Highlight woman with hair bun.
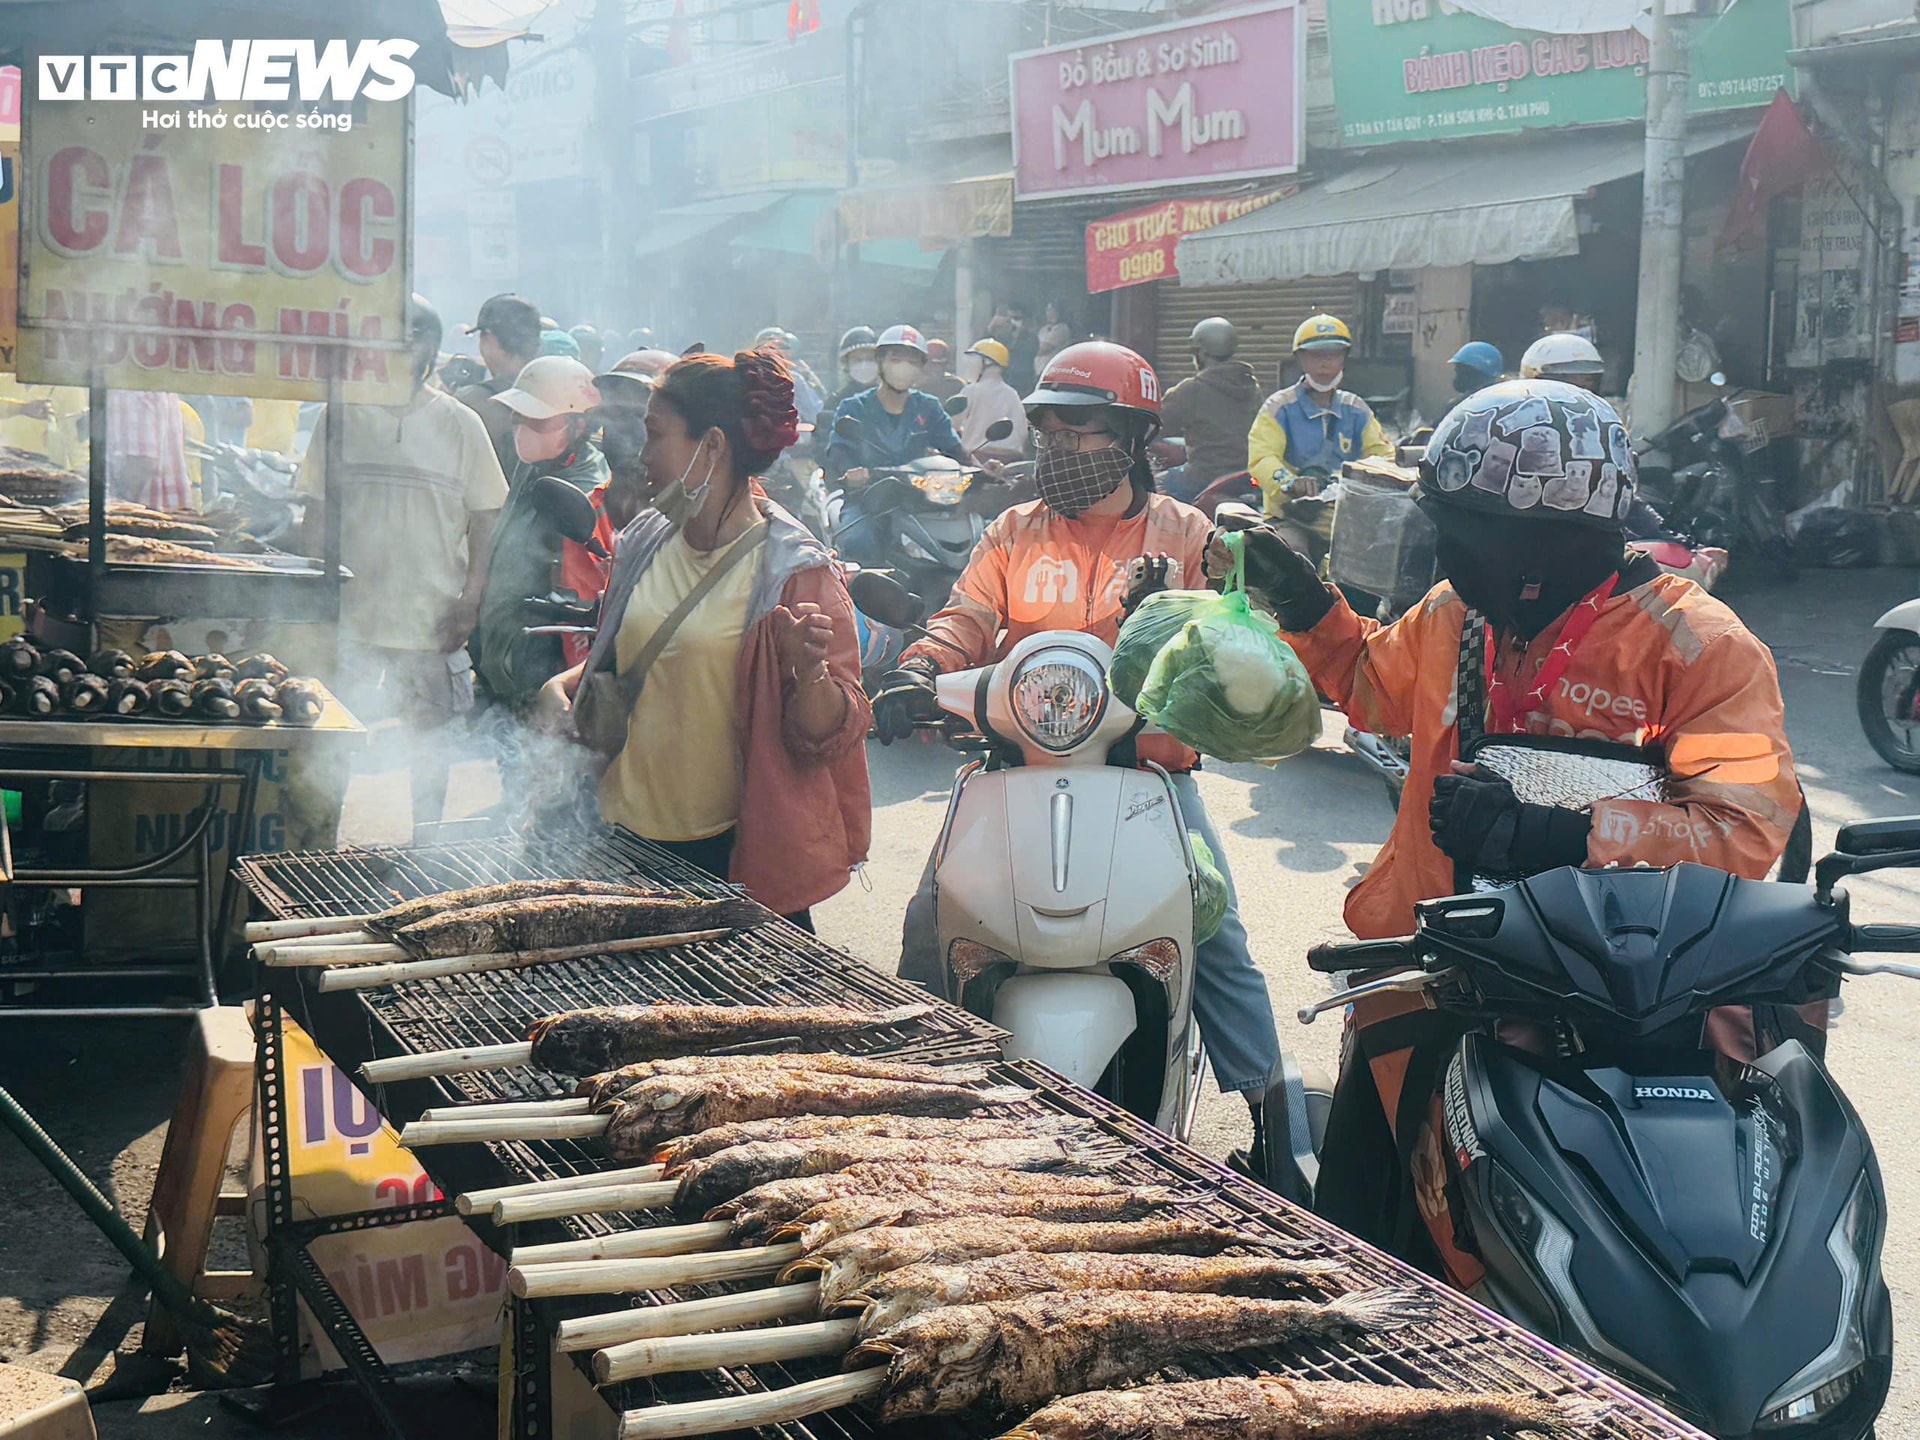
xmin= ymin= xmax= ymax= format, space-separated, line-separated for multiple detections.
xmin=547 ymin=347 xmax=871 ymax=925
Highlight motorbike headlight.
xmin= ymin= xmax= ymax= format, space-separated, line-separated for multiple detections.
xmin=1759 ymin=1174 xmax=1878 ymax=1428
xmin=1008 ymin=647 xmax=1108 ymax=754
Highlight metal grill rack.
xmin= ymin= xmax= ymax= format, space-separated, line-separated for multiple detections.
xmin=238 ymin=830 xmax=1710 ymax=1440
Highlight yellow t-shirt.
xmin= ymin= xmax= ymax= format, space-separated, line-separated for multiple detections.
xmin=597 ymin=520 xmax=764 ymax=843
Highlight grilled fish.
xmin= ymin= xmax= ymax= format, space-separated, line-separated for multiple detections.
xmin=235 ymin=678 xmax=282 ymax=722
xmin=234 ymin=653 xmax=290 ymax=683
xmin=274 ymin=678 xmax=325 ymax=725
xmin=717 ymin=1164 xmax=1148 ymax=1241
xmin=602 ymin=1074 xmax=1026 ymax=1158
xmin=581 ymin=1053 xmax=987 ymax=1110
xmin=368 ymin=880 xmax=658 ymax=937
xmin=851 ymin=1289 xmax=1436 ymax=1421
xmin=11 ymin=675 xmax=57 ymax=716
xmin=37 ymin=648 xmax=85 ymax=685
xmin=526 ymin=1001 xmax=936 ymax=1076
xmin=195 ymin=653 xmax=237 ymax=682
xmin=89 ymin=649 xmax=137 ymax=679
xmin=105 ymin=677 xmax=151 ymax=716
xmin=192 ymin=678 xmax=240 ymax=719
xmin=999 ymin=1377 xmax=1607 ymax=1440
xmin=673 ymin=1133 xmax=1125 ymax=1215
xmin=392 ymin=892 xmax=760 ymax=960
xmin=790 ymin=1217 xmax=1293 ymax=1310
xmin=780 ymin=1187 xmax=1188 ymax=1253
xmin=0 ymin=637 xmax=39 ymax=676
xmin=849 ymin=1252 xmax=1343 ymax=1337
xmin=149 ymin=678 xmax=193 ymax=717
xmin=60 ymin=674 xmax=110 ymax=714
xmin=657 ymin=1112 xmax=1057 ymax=1168
xmin=136 ymin=649 xmax=195 ymax=683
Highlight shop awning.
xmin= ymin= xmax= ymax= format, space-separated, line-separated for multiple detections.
xmin=632 ymin=192 xmax=795 ymax=261
xmin=1177 ymin=122 xmax=1754 ymax=287
xmin=733 ymin=193 xmax=946 ymax=272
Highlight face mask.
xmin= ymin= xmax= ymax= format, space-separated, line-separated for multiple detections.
xmin=514 ymin=419 xmax=571 ymax=464
xmin=1036 ymin=444 xmax=1133 ymax=519
xmin=881 ymin=358 xmax=925 ymax=391
xmin=600 ymin=416 xmax=646 ymax=476
xmin=957 ymin=354 xmax=985 ymax=384
xmin=848 ymin=359 xmax=878 ymax=386
xmin=1304 ymin=368 xmax=1344 ymax=395
xmin=654 ymin=440 xmax=717 ymax=529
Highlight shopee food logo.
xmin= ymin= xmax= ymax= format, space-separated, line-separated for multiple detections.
xmin=37 ymin=40 xmax=418 ymax=103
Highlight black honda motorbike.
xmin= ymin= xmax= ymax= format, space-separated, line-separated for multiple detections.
xmin=1634 ymin=379 xmax=1795 ymax=582
xmin=1297 ymin=817 xmax=1919 ymax=1439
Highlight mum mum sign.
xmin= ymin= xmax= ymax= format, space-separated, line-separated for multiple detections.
xmin=1010 ymin=2 xmax=1304 ymax=201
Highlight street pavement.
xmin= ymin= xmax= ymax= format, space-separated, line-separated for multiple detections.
xmin=2 ymin=564 xmax=1918 ymax=1437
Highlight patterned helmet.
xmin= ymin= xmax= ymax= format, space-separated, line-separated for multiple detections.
xmin=1419 ymin=379 xmax=1636 ymax=531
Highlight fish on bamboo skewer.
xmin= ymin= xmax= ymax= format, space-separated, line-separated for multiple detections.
xmin=654 ymin=1111 xmax=1060 ymax=1168
xmin=387 ymin=893 xmax=761 ymax=961
xmin=579 ymin=1053 xmax=989 ymax=1110
xmin=997 ymin=1376 xmax=1607 ymax=1440
xmin=844 ymin=1251 xmax=1345 ymax=1338
xmin=603 ymin=1073 xmax=1030 ymax=1158
xmin=365 ymin=880 xmax=664 ymax=937
xmin=775 ymin=1188 xmax=1199 ymax=1254
xmin=788 ymin=1217 xmax=1298 ymax=1310
xmin=528 ymin=1001 xmax=937 ymax=1076
xmin=849 ymin=1289 xmax=1437 ymax=1422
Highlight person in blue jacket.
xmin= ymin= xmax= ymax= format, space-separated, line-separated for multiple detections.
xmin=1449 ymin=340 xmax=1506 ymax=397
xmin=823 ymin=324 xmax=968 ymax=483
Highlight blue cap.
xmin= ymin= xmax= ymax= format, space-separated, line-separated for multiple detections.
xmin=1449 ymin=341 xmax=1505 ymax=377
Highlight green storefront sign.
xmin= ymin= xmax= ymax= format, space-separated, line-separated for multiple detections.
xmin=1330 ymin=0 xmax=1794 ymax=146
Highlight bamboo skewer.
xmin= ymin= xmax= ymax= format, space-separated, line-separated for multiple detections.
xmin=360 ymin=1042 xmax=535 ymax=1086
xmin=315 ymin=928 xmax=732 ymax=992
xmin=258 ymin=940 xmax=409 ymax=967
xmin=597 ymin=1318 xmax=859 ymax=1385
xmin=555 ymin=1282 xmax=818 ymax=1353
xmin=256 ymin=927 xmax=378 ymax=950
xmin=493 ymin=1179 xmax=680 ymax=1225
xmin=511 ymin=1222 xmax=730 ymax=1266
xmin=244 ymin=914 xmax=375 ymax=942
xmin=509 ymin=1244 xmax=803 ymax=1299
xmin=401 ymin=1112 xmax=608 ymax=1147
xmin=618 ymin=1369 xmax=886 ymax=1440
xmin=417 ymin=1098 xmax=592 ymax=1123
xmin=457 ymin=1164 xmax=666 ymax=1217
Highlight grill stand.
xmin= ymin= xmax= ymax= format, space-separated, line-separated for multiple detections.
xmin=510 ymin=1297 xmax=553 ymax=1440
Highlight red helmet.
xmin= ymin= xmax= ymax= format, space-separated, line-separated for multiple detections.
xmin=1025 ymin=341 xmax=1162 ymax=434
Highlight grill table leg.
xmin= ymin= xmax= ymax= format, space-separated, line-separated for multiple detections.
xmin=510 ymin=1297 xmax=552 ymax=1440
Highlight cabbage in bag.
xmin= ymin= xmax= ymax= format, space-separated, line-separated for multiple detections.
xmin=1136 ymin=547 xmax=1320 ymax=763
xmin=1190 ymin=832 xmax=1229 ymax=945
xmin=1108 ymin=589 xmax=1217 ymax=711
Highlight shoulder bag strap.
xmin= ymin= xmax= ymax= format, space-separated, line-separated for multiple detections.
xmin=1455 ymin=607 xmax=1487 ymax=757
xmin=613 ymin=525 xmax=768 ymax=709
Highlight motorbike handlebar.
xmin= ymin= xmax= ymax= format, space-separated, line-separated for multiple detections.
xmin=1305 ymin=936 xmax=1416 ymax=974
xmin=1852 ymin=923 xmax=1920 ymax=953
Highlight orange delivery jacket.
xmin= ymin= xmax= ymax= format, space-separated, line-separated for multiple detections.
xmin=1284 ymin=566 xmax=1801 ymax=943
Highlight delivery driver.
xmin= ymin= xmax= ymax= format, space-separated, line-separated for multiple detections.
xmin=873 ymin=342 xmax=1290 ymax=1182
xmin=1231 ymin=379 xmax=1801 ymax=1280
xmin=1248 ymin=315 xmax=1393 ymax=555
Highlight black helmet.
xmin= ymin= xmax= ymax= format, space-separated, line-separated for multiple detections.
xmin=1420 ymin=379 xmax=1636 ymax=531
xmin=406 ymin=294 xmax=442 ymax=381
xmin=1190 ymin=316 xmax=1237 ymax=360
xmin=838 ymin=325 xmax=878 ymax=360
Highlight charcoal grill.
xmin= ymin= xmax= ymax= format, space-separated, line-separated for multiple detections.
xmin=239 ymin=829 xmax=1709 ymax=1440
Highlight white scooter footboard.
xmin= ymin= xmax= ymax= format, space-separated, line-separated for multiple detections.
xmin=992 ymin=972 xmax=1138 ymax=1090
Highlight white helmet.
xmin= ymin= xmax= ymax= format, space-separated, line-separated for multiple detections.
xmin=496 ymin=356 xmax=602 ymax=419
xmin=875 ymin=324 xmax=929 ymax=360
xmin=1520 ymin=332 xmax=1605 ymax=380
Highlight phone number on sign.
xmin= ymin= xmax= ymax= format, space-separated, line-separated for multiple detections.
xmin=1696 ymin=73 xmax=1786 ymax=100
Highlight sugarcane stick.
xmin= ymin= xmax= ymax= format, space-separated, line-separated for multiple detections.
xmin=554 ymin=1283 xmax=818 ymax=1354
xmin=259 ymin=940 xmax=410 ymax=968
xmin=597 ymin=1317 xmax=859 ymax=1386
xmin=618 ymin=1370 xmax=886 ymax=1440
xmin=509 ymin=1244 xmax=803 ymax=1299
xmin=360 ymin=1043 xmax=535 ymax=1086
xmin=244 ymin=914 xmax=373 ymax=942
xmin=510 ymin=1221 xmax=730 ymax=1266
xmin=494 ymin=1179 xmax=679 ymax=1225
xmin=315 ymin=928 xmax=732 ymax=992
xmin=401 ymin=1113 xmax=607 ymax=1147
xmin=418 ymin=1098 xmax=592 ymax=1123
xmin=457 ymin=1164 xmax=666 ymax=1217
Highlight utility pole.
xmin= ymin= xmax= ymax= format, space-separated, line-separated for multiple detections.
xmin=591 ymin=0 xmax=634 ymax=326
xmin=1630 ymin=0 xmax=1693 ymax=434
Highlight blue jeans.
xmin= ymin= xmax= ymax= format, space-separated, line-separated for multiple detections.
xmin=898 ymin=770 xmax=1281 ymax=1097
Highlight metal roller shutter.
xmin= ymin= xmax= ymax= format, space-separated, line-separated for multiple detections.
xmin=1153 ymin=276 xmax=1361 ymax=392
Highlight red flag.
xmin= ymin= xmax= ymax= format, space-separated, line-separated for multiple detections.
xmin=1718 ymin=90 xmax=1825 ymax=253
xmin=788 ymin=0 xmax=819 ymax=39
xmin=665 ymin=0 xmax=692 ymax=66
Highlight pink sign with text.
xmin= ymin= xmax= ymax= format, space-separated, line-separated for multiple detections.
xmin=1010 ymin=2 xmax=1303 ymax=201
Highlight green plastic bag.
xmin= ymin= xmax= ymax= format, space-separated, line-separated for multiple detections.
xmin=1136 ymin=533 xmax=1322 ymax=764
xmin=1190 ymin=833 xmax=1229 ymax=946
xmin=1108 ymin=588 xmax=1216 ymax=711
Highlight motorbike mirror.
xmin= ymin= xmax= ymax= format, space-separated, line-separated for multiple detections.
xmin=943 ymin=395 xmax=969 ymax=417
xmin=833 ymin=414 xmax=865 ymax=443
xmin=1837 ymin=817 xmax=1920 ymax=857
xmin=984 ymin=419 xmax=1015 ymax=442
xmin=527 ymin=474 xmax=600 ymax=546
xmin=846 ymin=570 xmax=922 ymax=631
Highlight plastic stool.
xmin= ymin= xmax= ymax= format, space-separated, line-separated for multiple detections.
xmin=0 ymin=1363 xmax=95 ymax=1440
xmin=141 ymin=1005 xmax=260 ymax=1358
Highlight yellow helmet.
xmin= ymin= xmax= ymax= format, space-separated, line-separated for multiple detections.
xmin=966 ymin=338 xmax=1011 ymax=369
xmin=1292 ymin=314 xmax=1353 ymax=353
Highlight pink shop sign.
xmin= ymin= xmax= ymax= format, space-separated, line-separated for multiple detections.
xmin=1010 ymin=2 xmax=1303 ymax=202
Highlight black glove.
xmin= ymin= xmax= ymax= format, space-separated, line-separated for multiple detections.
xmin=1122 ymin=554 xmax=1177 ymax=616
xmin=1429 ymin=765 xmax=1592 ymax=874
xmin=1237 ymin=524 xmax=1334 ymax=631
xmin=872 ymin=662 xmax=939 ymax=745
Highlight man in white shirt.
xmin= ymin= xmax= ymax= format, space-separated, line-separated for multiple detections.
xmin=953 ymin=339 xmax=1029 ymax=462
